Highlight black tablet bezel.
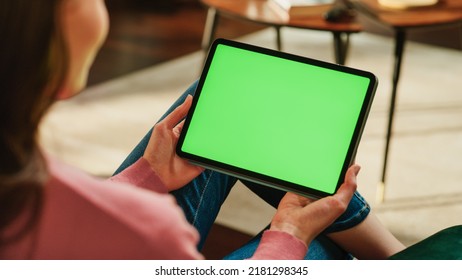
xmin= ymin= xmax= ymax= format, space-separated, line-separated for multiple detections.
xmin=176 ymin=38 xmax=377 ymax=199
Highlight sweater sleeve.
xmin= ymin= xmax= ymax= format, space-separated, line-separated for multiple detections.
xmin=6 ymin=155 xmax=205 ymax=260
xmin=108 ymin=157 xmax=168 ymax=193
xmin=249 ymin=230 xmax=308 ymax=260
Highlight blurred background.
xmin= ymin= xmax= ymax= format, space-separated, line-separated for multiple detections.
xmin=53 ymin=0 xmax=462 ymax=259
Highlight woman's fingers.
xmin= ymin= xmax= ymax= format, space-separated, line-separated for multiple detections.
xmin=161 ymin=95 xmax=193 ymax=130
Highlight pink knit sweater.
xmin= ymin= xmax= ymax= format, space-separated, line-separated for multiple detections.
xmin=0 ymin=156 xmax=307 ymax=259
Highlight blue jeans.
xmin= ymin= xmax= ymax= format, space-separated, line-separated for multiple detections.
xmin=114 ymin=81 xmax=370 ymax=259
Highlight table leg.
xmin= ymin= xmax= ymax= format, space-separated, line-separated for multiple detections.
xmin=378 ymin=29 xmax=407 ymax=203
xmin=274 ymin=26 xmax=282 ymax=51
xmin=201 ymin=8 xmax=219 ymax=52
xmin=332 ymin=32 xmax=350 ymax=65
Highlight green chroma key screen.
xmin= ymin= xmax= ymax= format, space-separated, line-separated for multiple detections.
xmin=177 ymin=39 xmax=376 ymax=198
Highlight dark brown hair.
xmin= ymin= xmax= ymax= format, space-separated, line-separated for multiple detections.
xmin=0 ymin=0 xmax=68 ymax=245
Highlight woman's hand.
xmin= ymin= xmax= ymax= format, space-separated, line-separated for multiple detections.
xmin=269 ymin=164 xmax=361 ymax=246
xmin=143 ymin=95 xmax=204 ymax=191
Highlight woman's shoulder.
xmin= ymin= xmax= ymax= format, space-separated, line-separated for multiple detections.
xmin=31 ymin=156 xmax=202 ymax=259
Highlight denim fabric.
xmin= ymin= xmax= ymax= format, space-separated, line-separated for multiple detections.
xmin=171 ymin=169 xmax=237 ymax=250
xmin=113 ymin=81 xmax=370 ymax=259
xmin=223 ymin=230 xmax=351 ymax=260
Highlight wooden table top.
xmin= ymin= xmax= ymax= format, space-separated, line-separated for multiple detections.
xmin=200 ymin=0 xmax=362 ymax=33
xmin=357 ymin=0 xmax=462 ymax=28
xmin=202 ymin=0 xmax=462 ymax=31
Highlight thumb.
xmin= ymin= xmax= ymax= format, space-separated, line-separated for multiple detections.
xmin=162 ymin=95 xmax=193 ymax=129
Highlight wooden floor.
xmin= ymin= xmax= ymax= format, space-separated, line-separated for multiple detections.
xmin=89 ymin=0 xmax=262 ymax=259
xmin=89 ymin=0 xmax=265 ymax=85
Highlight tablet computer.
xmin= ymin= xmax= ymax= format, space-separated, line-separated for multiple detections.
xmin=176 ymin=38 xmax=377 ymax=199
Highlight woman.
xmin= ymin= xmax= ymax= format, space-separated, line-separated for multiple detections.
xmin=0 ymin=0 xmax=404 ymax=259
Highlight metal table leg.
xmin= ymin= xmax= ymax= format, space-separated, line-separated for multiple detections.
xmin=333 ymin=31 xmax=350 ymax=65
xmin=378 ymin=29 xmax=407 ymax=203
xmin=274 ymin=26 xmax=282 ymax=51
xmin=201 ymin=8 xmax=219 ymax=52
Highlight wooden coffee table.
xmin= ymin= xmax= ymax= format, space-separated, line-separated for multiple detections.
xmin=351 ymin=0 xmax=462 ymax=201
xmin=200 ymin=0 xmax=362 ymax=65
